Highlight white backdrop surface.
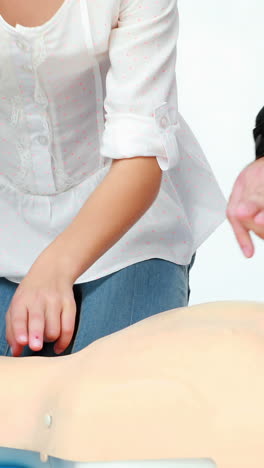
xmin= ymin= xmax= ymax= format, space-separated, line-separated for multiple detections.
xmin=176 ymin=0 xmax=264 ymax=304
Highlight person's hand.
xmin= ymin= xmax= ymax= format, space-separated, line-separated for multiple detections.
xmin=227 ymin=158 xmax=264 ymax=257
xmin=5 ymin=254 xmax=77 ymax=357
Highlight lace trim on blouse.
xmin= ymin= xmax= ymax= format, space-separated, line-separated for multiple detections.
xmin=4 ymin=34 xmax=79 ymax=194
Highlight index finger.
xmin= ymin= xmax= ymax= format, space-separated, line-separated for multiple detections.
xmin=227 ymin=181 xmax=254 ymax=257
xmin=229 ymin=216 xmax=254 ymax=258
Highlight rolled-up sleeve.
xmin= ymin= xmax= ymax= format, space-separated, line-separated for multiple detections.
xmin=100 ymin=0 xmax=181 ymax=171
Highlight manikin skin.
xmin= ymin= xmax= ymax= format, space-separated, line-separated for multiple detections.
xmin=0 ymin=301 xmax=264 ymax=468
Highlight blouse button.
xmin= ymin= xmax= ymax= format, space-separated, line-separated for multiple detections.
xmin=159 ymin=116 xmax=169 ymax=129
xmin=22 ymin=63 xmax=33 ymax=72
xmin=16 ymin=40 xmax=30 ymax=52
xmin=38 ymin=135 xmax=48 ymax=146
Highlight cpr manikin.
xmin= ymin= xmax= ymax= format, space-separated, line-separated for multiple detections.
xmin=0 ymin=301 xmax=264 ymax=468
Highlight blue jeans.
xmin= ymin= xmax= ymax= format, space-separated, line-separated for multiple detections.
xmin=0 ymin=255 xmax=195 ymax=358
xmin=0 ymin=447 xmax=216 ymax=468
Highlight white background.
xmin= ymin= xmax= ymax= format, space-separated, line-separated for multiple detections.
xmin=176 ymin=0 xmax=264 ymax=304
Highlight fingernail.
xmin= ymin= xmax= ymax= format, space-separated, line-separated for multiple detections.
xmin=242 ymin=246 xmax=252 ymax=257
xmin=32 ymin=338 xmax=42 ymax=348
xmin=18 ymin=335 xmax=27 ymax=344
xmin=54 ymin=347 xmax=62 ymax=355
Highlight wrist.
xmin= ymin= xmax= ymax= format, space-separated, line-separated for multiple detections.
xmin=252 ymin=157 xmax=264 ymax=166
xmin=30 ymin=245 xmax=77 ymax=285
xmin=255 ymin=153 xmax=264 ymax=160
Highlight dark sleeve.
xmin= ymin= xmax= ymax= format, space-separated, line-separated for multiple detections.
xmin=253 ymin=107 xmax=264 ymax=159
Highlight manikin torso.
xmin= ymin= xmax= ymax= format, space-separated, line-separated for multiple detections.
xmin=0 ymin=0 xmax=65 ymax=27
xmin=0 ymin=301 xmax=264 ymax=468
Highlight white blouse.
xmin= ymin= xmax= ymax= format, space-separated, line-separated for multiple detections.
xmin=0 ymin=0 xmax=226 ymax=284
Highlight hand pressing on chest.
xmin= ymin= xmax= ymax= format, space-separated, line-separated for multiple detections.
xmin=5 ymin=253 xmax=77 ymax=357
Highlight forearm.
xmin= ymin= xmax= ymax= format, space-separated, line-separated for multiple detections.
xmin=33 ymin=157 xmax=162 ymax=283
